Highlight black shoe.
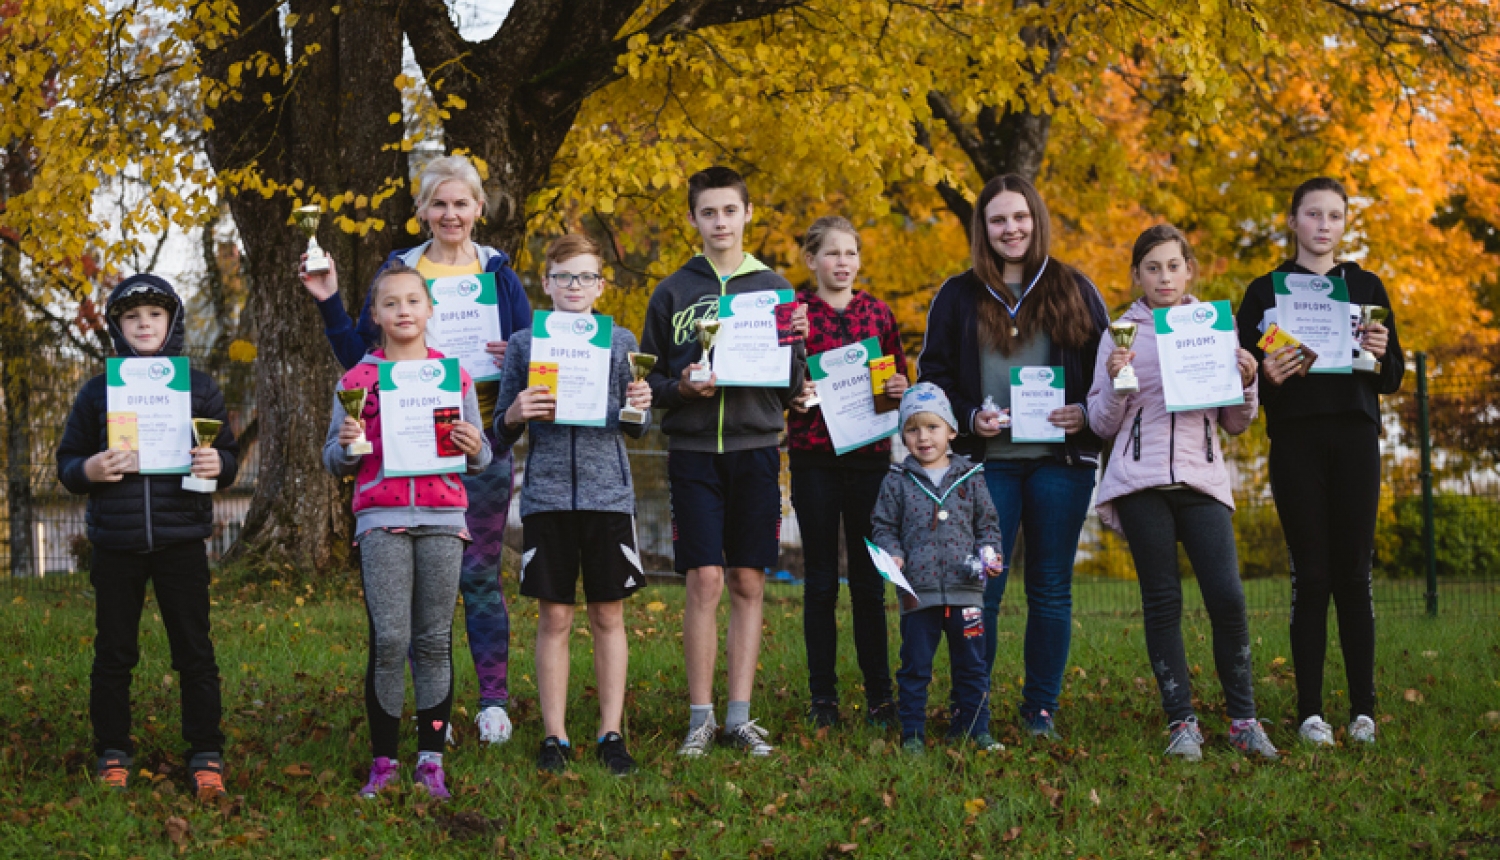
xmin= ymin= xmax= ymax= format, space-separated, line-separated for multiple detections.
xmin=807 ymin=700 xmax=841 ymax=729
xmin=596 ymin=732 xmax=637 ymax=776
xmin=537 ymin=736 xmax=570 ymax=773
xmin=866 ymin=701 xmax=898 ymax=730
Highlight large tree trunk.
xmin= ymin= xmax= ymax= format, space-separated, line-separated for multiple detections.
xmin=198 ymin=0 xmax=412 ymax=571
xmin=0 ymin=293 xmax=35 ymax=579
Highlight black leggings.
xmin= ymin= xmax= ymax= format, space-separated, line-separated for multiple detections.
xmin=1114 ymin=489 xmax=1255 ymax=724
xmin=1270 ymin=415 xmax=1379 ymax=723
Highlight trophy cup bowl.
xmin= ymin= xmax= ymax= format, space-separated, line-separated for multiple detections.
xmin=620 ymin=352 xmax=657 ymax=424
xmin=1109 ymin=321 xmax=1140 ymax=393
xmin=182 ymin=418 xmax=223 ymax=493
xmin=338 ymin=388 xmax=375 ymax=454
xmin=1352 ymin=305 xmax=1389 ymax=373
xmin=690 ymin=318 xmax=721 ymax=383
xmin=294 ymin=205 xmax=331 ymax=274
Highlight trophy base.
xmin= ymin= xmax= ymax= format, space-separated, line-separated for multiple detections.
xmin=304 ymin=254 xmax=330 ymax=274
xmin=689 ymin=368 xmax=713 ymax=384
xmin=1113 ymin=375 xmax=1140 ymax=394
xmin=348 ymin=440 xmax=374 ymax=456
xmin=1352 ymin=354 xmax=1380 ymax=374
xmin=182 ymin=475 xmax=217 ymax=494
xmin=619 ymin=406 xmax=648 ymax=425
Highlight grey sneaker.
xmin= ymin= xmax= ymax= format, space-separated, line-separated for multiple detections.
xmin=901 ymin=736 xmax=925 ymax=756
xmin=1165 ymin=719 xmax=1204 ymax=761
xmin=1299 ymin=715 xmax=1335 ymax=747
xmin=1348 ymin=715 xmax=1376 ymax=744
xmin=1229 ymin=720 xmax=1279 ymax=759
xmin=677 ymin=714 xmax=718 ymax=757
xmin=970 ymin=732 xmax=1005 ymax=752
xmin=721 ymin=720 xmax=775 ymax=756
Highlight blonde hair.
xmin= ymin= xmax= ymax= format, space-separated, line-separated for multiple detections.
xmin=414 ymin=155 xmax=487 ymax=230
xmin=801 ymin=215 xmax=859 ymax=256
xmin=544 ymin=234 xmax=604 ymax=272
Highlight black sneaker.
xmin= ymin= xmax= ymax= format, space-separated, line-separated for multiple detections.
xmin=807 ymin=700 xmax=841 ymax=729
xmin=866 ymin=701 xmax=898 ymax=731
xmin=596 ymin=732 xmax=637 ymax=776
xmin=537 ymin=736 xmax=570 ymax=773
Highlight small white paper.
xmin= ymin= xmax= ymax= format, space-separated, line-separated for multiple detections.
xmin=864 ymin=538 xmax=919 ymax=601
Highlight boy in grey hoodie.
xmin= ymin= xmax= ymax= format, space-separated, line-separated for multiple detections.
xmin=871 ymin=383 xmax=1004 ymax=753
xmin=494 ymin=235 xmax=652 ymax=776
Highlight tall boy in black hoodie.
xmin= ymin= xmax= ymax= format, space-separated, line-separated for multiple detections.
xmin=641 ymin=167 xmax=806 ymax=757
xmin=56 ymin=274 xmax=239 ymax=796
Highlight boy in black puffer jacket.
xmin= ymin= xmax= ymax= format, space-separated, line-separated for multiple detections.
xmin=56 ymin=273 xmax=239 ymax=798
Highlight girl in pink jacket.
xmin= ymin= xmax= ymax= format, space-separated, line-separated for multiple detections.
xmin=1087 ymin=225 xmax=1277 ymax=762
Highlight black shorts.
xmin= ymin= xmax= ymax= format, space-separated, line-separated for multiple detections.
xmin=667 ymin=447 xmax=782 ymax=573
xmin=520 ymin=511 xmax=645 ymax=604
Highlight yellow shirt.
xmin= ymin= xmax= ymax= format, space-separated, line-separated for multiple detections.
xmin=414 ymin=254 xmax=500 ymax=428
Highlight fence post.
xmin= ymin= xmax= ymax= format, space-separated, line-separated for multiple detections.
xmin=1416 ymin=351 xmax=1437 ymax=616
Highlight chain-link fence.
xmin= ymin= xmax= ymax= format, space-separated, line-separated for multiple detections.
xmin=4 ymin=343 xmax=1497 ymax=617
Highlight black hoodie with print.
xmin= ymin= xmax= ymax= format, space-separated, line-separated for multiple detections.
xmin=56 ymin=274 xmax=240 ymax=552
xmin=1236 ymin=260 xmax=1403 ymax=438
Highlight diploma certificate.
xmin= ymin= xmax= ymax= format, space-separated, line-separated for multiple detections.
xmin=1154 ymin=300 xmax=1245 ymax=412
xmin=105 ymin=357 xmax=192 ymax=474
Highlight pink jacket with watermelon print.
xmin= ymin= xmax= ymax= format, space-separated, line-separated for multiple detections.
xmin=1086 ymin=297 xmax=1257 ymax=534
xmin=322 ymin=348 xmax=492 ymax=536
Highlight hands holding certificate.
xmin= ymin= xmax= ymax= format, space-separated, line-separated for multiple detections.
xmin=84 ymin=450 xmax=134 ymax=483
xmin=973 ymin=403 xmax=1083 ymax=437
xmin=1262 ymin=345 xmax=1312 ymax=386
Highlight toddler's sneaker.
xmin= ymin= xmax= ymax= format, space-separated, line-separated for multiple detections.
xmin=677 ymin=714 xmax=718 ymax=757
xmin=413 ymin=760 xmax=451 ymax=800
xmin=596 ymin=732 xmax=637 ymax=776
xmin=1023 ymin=709 xmax=1060 ymax=741
xmin=188 ymin=752 xmax=226 ymax=800
xmin=866 ymin=701 xmax=898 ymax=731
xmin=1348 ymin=715 xmax=1377 ymax=745
xmin=1165 ymin=718 xmax=1204 ymax=761
xmin=807 ymin=700 xmax=841 ymax=729
xmin=1229 ymin=719 xmax=1279 ymax=759
xmin=537 ymin=736 xmax=570 ymax=773
xmin=969 ymin=732 xmax=1005 ymax=752
xmin=1298 ymin=715 xmax=1336 ymax=747
xmin=476 ymin=705 xmax=513 ymax=745
xmin=96 ymin=750 xmax=132 ymax=791
xmin=901 ymin=736 xmax=925 ymax=756
xmin=359 ymin=757 xmax=399 ymax=799
xmin=721 ymin=720 xmax=775 ymax=756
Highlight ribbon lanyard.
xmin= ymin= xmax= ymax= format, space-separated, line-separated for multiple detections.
xmin=907 ymin=465 xmax=982 ymax=524
xmin=984 ymin=256 xmax=1049 ymax=336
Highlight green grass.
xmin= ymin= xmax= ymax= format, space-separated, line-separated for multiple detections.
xmin=1 ymin=574 xmax=1497 ymax=859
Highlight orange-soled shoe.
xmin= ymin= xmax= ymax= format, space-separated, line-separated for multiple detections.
xmin=188 ymin=752 xmax=226 ymax=800
xmin=96 ymin=750 xmax=132 ymax=791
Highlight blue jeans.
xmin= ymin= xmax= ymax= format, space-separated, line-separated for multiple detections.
xmin=982 ymin=460 xmax=1096 ymax=719
xmin=897 ymin=605 xmax=989 ymax=740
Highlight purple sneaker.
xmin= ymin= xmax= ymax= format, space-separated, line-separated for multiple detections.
xmin=413 ymin=761 xmax=451 ymax=800
xmin=359 ymin=757 xmax=399 ymax=799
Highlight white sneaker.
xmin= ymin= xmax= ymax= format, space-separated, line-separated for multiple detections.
xmin=476 ymin=705 xmax=513 ymax=745
xmin=1348 ymin=715 xmax=1376 ymax=744
xmin=722 ymin=719 xmax=775 ymax=757
xmin=1299 ymin=715 xmax=1335 ymax=747
xmin=677 ymin=714 xmax=719 ymax=757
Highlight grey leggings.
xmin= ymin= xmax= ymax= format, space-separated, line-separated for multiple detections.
xmin=359 ymin=527 xmax=464 ymax=757
xmin=1114 ymin=489 xmax=1256 ymax=724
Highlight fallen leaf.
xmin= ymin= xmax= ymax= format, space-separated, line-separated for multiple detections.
xmin=761 ymin=804 xmax=777 ymax=816
xmin=1421 ymin=650 xmax=1438 ymax=659
xmin=868 ymin=738 xmax=886 ymax=756
xmin=1089 ymin=788 xmax=1101 ymax=806
xmin=837 ymin=844 xmax=858 ymax=854
xmin=165 ymin=816 xmax=189 ymax=848
xmin=1039 ymin=782 xmax=1064 ymax=809
xmin=1002 ymin=826 xmax=1022 ymax=842
xmin=1484 ymin=711 xmax=1500 ymax=723
xmin=963 ymin=798 xmax=987 ymax=816
xmin=282 ymin=763 xmax=312 ymax=777
xmin=1403 ymin=689 xmax=1423 ymax=704
xmin=646 ymin=601 xmax=667 ymax=613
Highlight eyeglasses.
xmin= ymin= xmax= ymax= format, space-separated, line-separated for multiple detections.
xmin=546 ymin=273 xmax=603 ymax=288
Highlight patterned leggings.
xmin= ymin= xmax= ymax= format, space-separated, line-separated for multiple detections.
xmin=460 ymin=443 xmax=512 ymax=708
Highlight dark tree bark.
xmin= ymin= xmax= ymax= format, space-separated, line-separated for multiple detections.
xmin=1 ymin=142 xmax=36 ymax=578
xmin=196 ymin=0 xmax=801 ymax=571
xmin=197 ymin=0 xmax=413 ymax=571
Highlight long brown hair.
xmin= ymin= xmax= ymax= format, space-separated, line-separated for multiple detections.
xmin=970 ymin=174 xmax=1095 ymax=353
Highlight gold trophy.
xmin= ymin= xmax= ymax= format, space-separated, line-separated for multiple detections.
xmin=1109 ymin=321 xmax=1140 ymax=393
xmin=294 ymin=205 xmax=331 ymax=274
xmin=337 ymin=388 xmax=375 ymax=455
xmin=181 ymin=418 xmax=223 ymax=493
xmin=1352 ymin=305 xmax=1389 ymax=374
xmin=620 ymin=353 xmax=657 ymax=424
xmin=689 ymin=318 xmax=721 ymax=383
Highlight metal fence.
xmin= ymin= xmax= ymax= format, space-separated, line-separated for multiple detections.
xmin=3 ymin=343 xmax=1498 ymax=617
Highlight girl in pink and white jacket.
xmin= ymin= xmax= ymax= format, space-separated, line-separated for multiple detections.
xmin=1087 ymin=225 xmax=1277 ymax=762
xmin=322 ymin=262 xmax=491 ymax=800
